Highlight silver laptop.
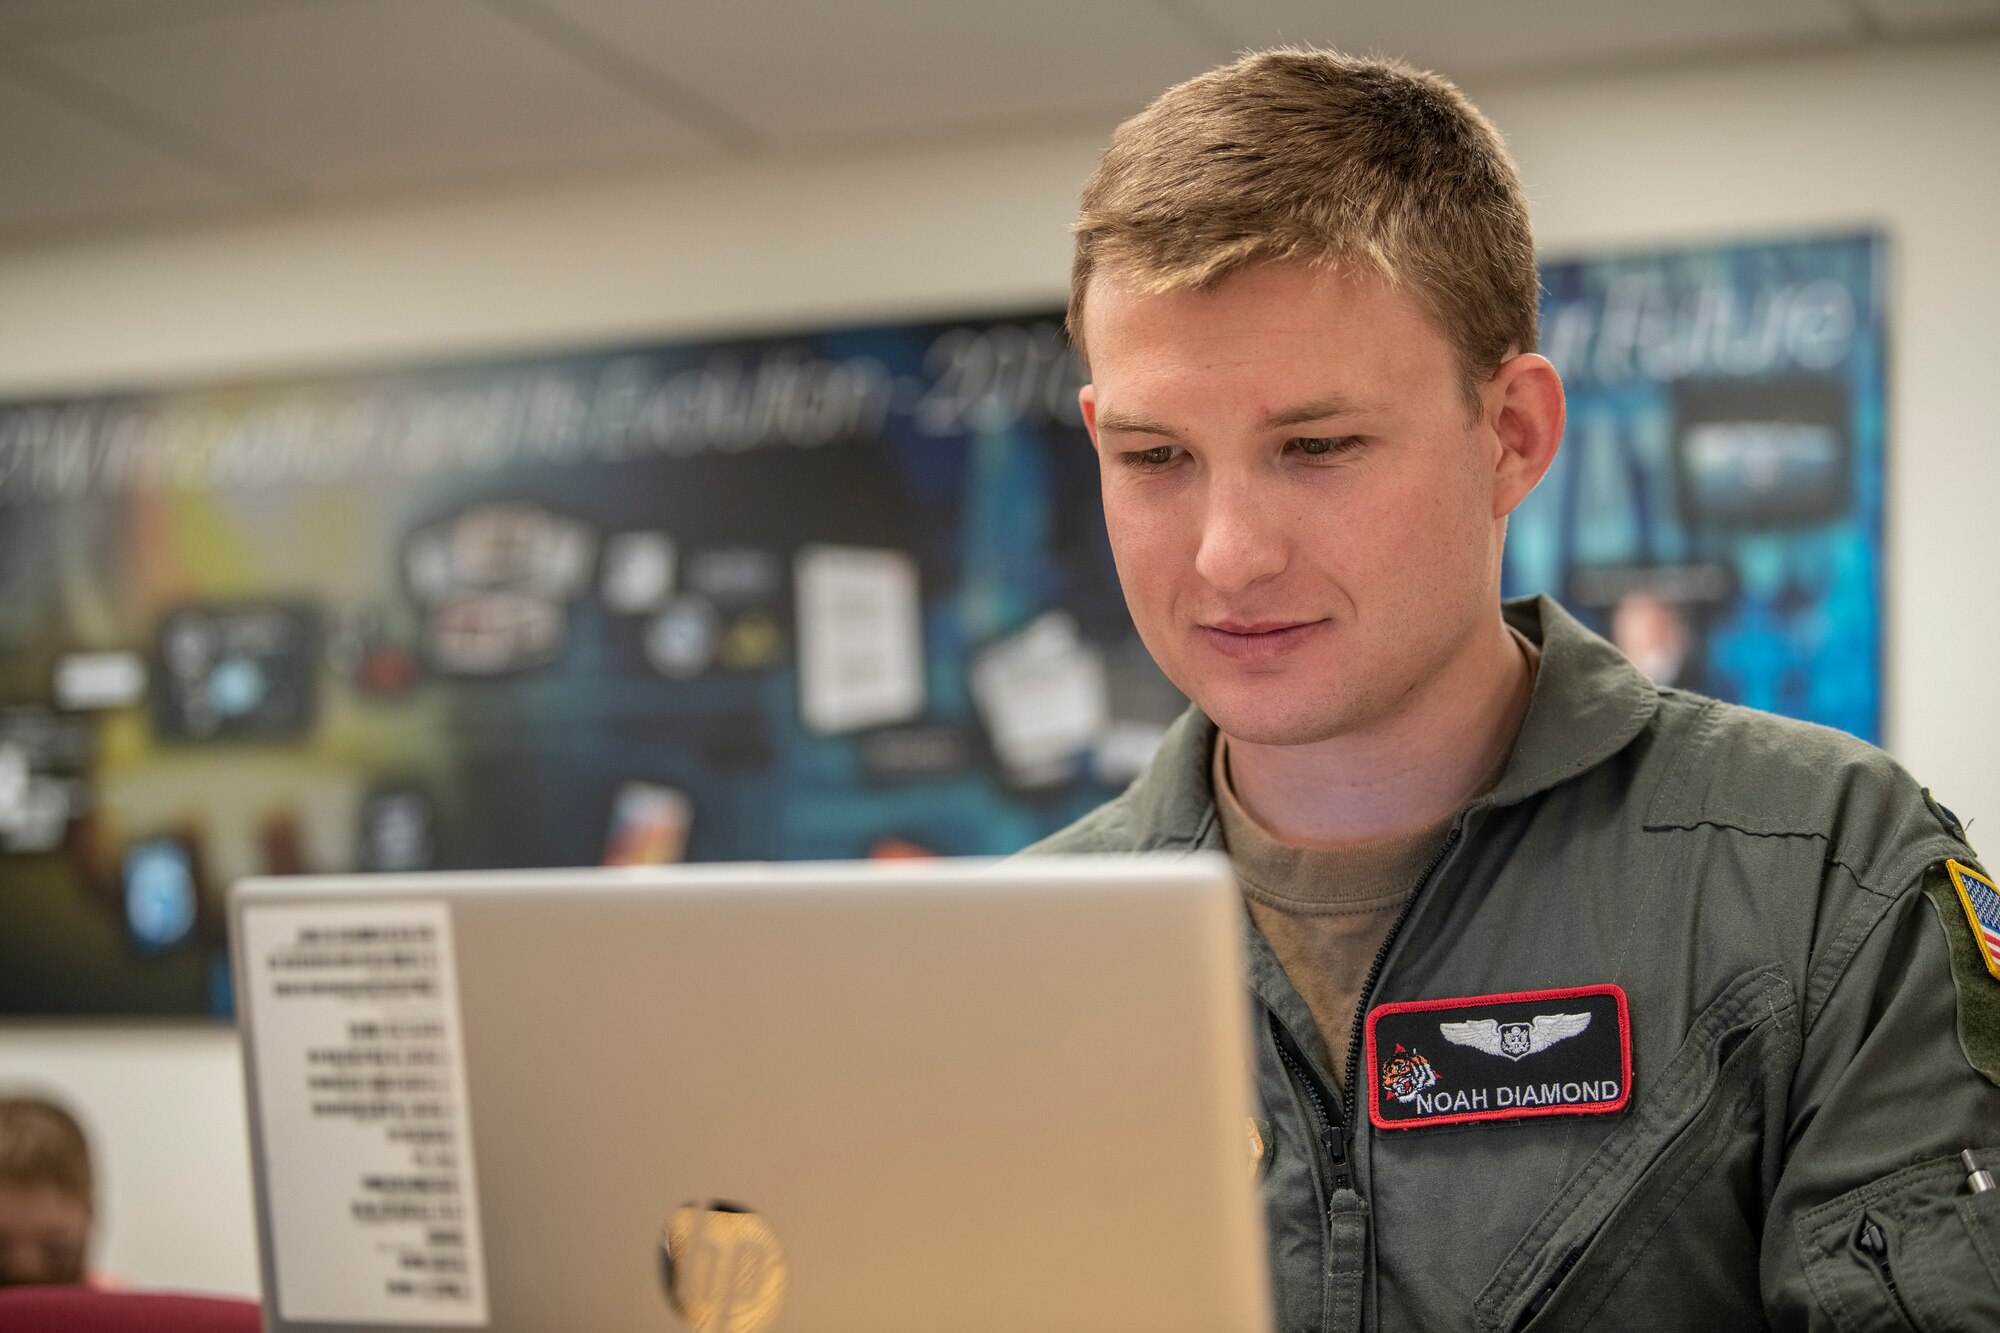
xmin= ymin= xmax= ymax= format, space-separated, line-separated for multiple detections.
xmin=230 ymin=856 xmax=1269 ymax=1332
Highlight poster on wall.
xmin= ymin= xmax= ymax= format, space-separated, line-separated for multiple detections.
xmin=1509 ymin=232 xmax=1885 ymax=741
xmin=0 ymin=231 xmax=1885 ymax=1018
xmin=0 ymin=313 xmax=1173 ymax=1017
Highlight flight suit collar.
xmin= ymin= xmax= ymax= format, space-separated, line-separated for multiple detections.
xmin=1488 ymin=595 xmax=1662 ymax=808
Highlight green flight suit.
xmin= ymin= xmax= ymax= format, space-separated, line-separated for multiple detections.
xmin=1026 ymin=596 xmax=2000 ymax=1331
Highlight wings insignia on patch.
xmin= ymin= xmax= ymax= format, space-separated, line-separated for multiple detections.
xmin=1440 ymin=1012 xmax=1593 ymax=1062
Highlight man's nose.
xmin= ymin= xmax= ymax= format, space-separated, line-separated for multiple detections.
xmin=1193 ymin=474 xmax=1288 ymax=593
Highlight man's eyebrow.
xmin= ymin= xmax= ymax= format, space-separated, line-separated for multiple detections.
xmin=1094 ymin=395 xmax=1375 ymax=438
xmin=1088 ymin=394 xmax=1384 ymax=436
xmin=1092 ymin=409 xmax=1180 ymax=438
xmin=1261 ymin=395 xmax=1374 ymax=429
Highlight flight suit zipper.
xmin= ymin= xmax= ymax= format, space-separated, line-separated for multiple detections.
xmin=1269 ymin=1010 xmax=1367 ymax=1333
xmin=1262 ymin=823 xmax=1466 ymax=1333
xmin=1343 ymin=826 xmax=1464 ymax=1097
xmin=1856 ymin=1217 xmax=1919 ymax=1330
xmin=1511 ymin=1247 xmax=1581 ymax=1331
xmin=1271 ymin=1011 xmax=1349 ymax=1193
xmin=1265 ymin=823 xmax=1469 ymax=1192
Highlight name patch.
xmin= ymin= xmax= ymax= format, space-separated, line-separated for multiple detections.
xmin=1366 ymin=984 xmax=1631 ymax=1130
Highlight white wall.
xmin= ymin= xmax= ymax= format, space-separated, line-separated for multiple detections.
xmin=1 ymin=37 xmax=1995 ymax=1299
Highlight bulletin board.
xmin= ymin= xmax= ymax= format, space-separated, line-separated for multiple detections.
xmin=0 ymin=313 xmax=1181 ymax=1016
xmin=0 ymin=231 xmax=1886 ymax=1018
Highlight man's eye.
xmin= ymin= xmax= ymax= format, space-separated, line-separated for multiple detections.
xmin=1291 ymin=436 xmax=1357 ymax=457
xmin=1124 ymin=445 xmax=1180 ymax=468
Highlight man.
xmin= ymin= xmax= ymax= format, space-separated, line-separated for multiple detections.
xmin=0 ymin=1096 xmax=95 ymax=1288
xmin=1029 ymin=49 xmax=2000 ymax=1331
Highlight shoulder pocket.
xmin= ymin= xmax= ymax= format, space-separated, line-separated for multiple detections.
xmin=1474 ymin=966 xmax=1798 ymax=1333
xmin=1795 ymin=1152 xmax=2000 ymax=1333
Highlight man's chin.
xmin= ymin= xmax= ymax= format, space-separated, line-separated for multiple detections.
xmin=1196 ymin=693 xmax=1349 ymax=749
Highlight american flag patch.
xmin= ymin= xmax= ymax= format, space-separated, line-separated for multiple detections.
xmin=1947 ymin=859 xmax=2000 ymax=983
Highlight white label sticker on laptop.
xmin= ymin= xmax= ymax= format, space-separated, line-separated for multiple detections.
xmin=242 ymin=901 xmax=489 ymax=1325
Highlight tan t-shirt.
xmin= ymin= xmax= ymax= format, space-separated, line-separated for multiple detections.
xmin=1214 ymin=628 xmax=1540 ymax=1089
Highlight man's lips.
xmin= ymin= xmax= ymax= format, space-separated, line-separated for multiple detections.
xmin=1198 ymin=619 xmax=1327 ymax=660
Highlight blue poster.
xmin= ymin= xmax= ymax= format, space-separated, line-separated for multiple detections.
xmin=0 ymin=314 xmax=1168 ymax=1015
xmin=1507 ymin=232 xmax=1885 ymax=741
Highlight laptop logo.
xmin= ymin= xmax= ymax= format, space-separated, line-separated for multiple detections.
xmin=660 ymin=1201 xmax=788 ymax=1333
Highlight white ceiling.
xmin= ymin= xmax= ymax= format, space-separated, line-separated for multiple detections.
xmin=0 ymin=0 xmax=1994 ymax=244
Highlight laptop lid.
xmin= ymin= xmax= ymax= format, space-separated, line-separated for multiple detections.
xmin=230 ymin=856 xmax=1268 ymax=1332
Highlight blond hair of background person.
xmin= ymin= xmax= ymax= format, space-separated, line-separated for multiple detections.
xmin=0 ymin=1095 xmax=96 ymax=1288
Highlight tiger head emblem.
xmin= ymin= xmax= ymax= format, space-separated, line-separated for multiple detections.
xmin=1380 ymin=1046 xmax=1439 ymax=1105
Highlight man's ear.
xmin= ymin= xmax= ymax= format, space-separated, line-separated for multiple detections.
xmin=1485 ymin=353 xmax=1564 ymax=519
xmin=1078 ymin=383 xmax=1100 ymax=445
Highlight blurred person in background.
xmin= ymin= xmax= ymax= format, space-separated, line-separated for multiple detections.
xmin=0 ymin=1095 xmax=95 ymax=1288
xmin=1031 ymin=47 xmax=2000 ymax=1331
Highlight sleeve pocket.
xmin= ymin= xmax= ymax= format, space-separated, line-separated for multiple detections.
xmin=1961 ymin=1189 xmax=2000 ymax=1296
xmin=1795 ymin=1153 xmax=2000 ymax=1333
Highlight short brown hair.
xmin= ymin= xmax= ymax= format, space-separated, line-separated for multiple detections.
xmin=0 ymin=1096 xmax=93 ymax=1205
xmin=1069 ymin=48 xmax=1539 ymax=391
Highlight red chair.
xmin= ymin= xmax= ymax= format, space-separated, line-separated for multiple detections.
xmin=0 ymin=1286 xmax=261 ymax=1332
